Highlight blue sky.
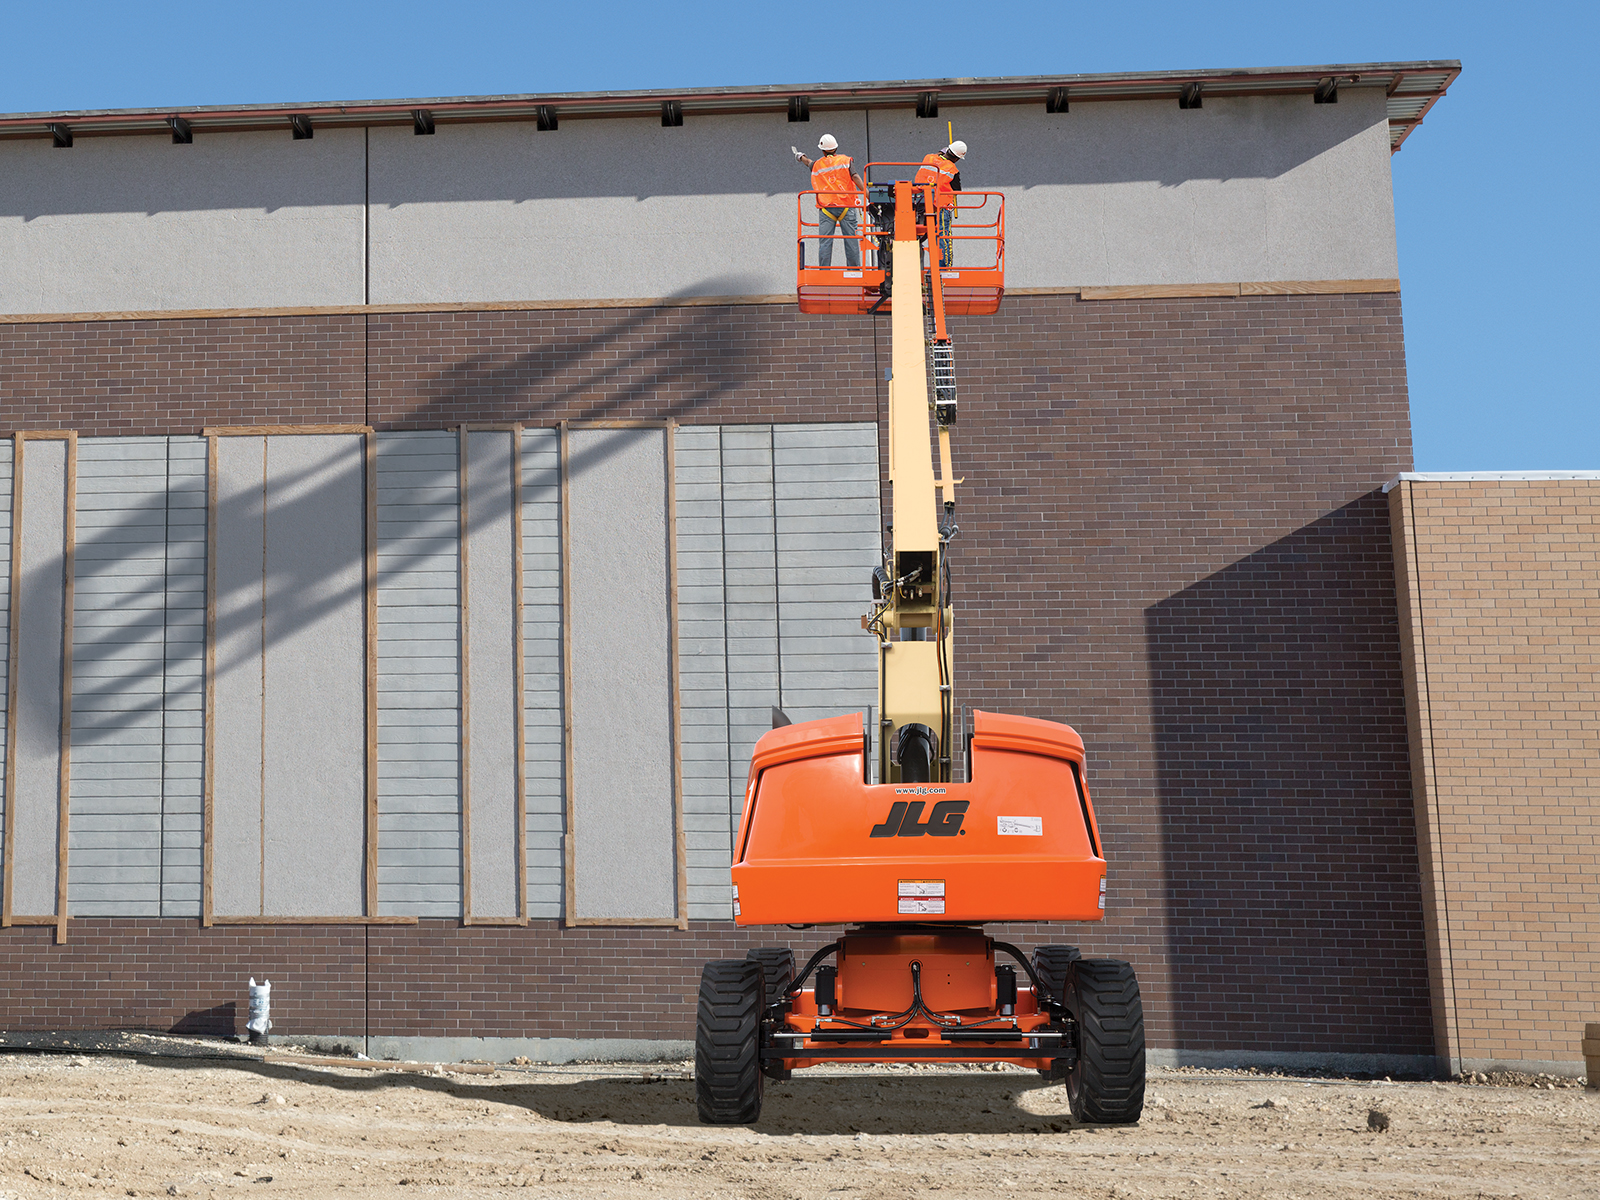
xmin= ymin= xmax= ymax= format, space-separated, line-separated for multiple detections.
xmin=2 ymin=2 xmax=1593 ymax=471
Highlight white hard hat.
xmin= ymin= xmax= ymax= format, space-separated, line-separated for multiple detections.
xmin=817 ymin=134 xmax=839 ymax=152
xmin=947 ymin=140 xmax=968 ymax=159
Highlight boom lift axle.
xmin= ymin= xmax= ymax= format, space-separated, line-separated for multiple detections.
xmin=693 ymin=165 xmax=1145 ymax=1126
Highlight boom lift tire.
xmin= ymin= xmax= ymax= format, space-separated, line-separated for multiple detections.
xmin=695 ymin=960 xmax=766 ymax=1124
xmin=745 ymin=947 xmax=796 ymax=1081
xmin=745 ymin=947 xmax=795 ymax=1007
xmin=1064 ymin=958 xmax=1146 ymax=1125
xmin=1030 ymin=945 xmax=1083 ymax=1080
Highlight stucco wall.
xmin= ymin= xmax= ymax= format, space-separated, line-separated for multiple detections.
xmin=0 ymin=129 xmax=365 ymax=314
xmin=0 ymin=90 xmax=1396 ymax=315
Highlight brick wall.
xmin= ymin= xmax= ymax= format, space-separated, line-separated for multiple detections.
xmin=0 ymin=292 xmax=1432 ymax=1057
xmin=1390 ymin=478 xmax=1600 ymax=1071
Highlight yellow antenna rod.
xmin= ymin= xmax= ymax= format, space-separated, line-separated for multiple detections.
xmin=947 ymin=120 xmax=953 ymax=144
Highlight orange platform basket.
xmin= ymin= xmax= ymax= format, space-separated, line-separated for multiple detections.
xmin=795 ymin=170 xmax=1005 ymax=317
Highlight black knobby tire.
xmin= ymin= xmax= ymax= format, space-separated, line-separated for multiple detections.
xmin=745 ymin=947 xmax=795 ymax=1007
xmin=1030 ymin=944 xmax=1082 ymax=1006
xmin=746 ymin=948 xmax=795 ymax=1081
xmin=695 ymin=960 xmax=765 ymax=1124
xmin=1064 ymin=958 xmax=1145 ymax=1124
xmin=1030 ymin=945 xmax=1082 ymax=1080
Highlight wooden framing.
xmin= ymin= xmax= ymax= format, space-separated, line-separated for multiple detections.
xmin=202 ymin=435 xmax=218 ymax=925
xmin=457 ymin=425 xmax=473 ymax=922
xmin=0 ymin=296 xmax=798 ymax=327
xmin=0 ymin=432 xmax=79 ymax=942
xmin=560 ymin=419 xmax=688 ymax=930
xmin=202 ymin=425 xmax=373 ymax=437
xmin=212 ymin=914 xmax=417 ymax=926
xmin=0 ymin=418 xmax=697 ymax=933
xmin=1075 ymin=279 xmax=1402 ymax=301
xmin=364 ymin=429 xmax=379 ymax=917
xmin=0 ymin=436 xmax=21 ymax=929
xmin=509 ymin=427 xmax=528 ymax=924
xmin=559 ymin=422 xmax=576 ymax=925
xmin=457 ymin=423 xmax=530 ymax=927
xmin=664 ymin=421 xmax=688 ymax=929
xmin=202 ymin=426 xmax=380 ymax=926
xmin=0 ymin=280 xmax=1405 ymax=329
xmin=55 ymin=433 xmax=77 ymax=944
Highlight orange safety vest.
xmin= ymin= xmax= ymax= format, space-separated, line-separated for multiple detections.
xmin=914 ymin=152 xmax=958 ymax=206
xmin=810 ymin=153 xmax=858 ymax=209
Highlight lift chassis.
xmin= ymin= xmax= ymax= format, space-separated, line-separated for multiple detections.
xmin=695 ymin=171 xmax=1145 ymax=1125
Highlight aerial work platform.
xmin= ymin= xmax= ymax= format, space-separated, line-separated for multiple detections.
xmin=692 ymin=159 xmax=1142 ymax=1129
xmin=796 ymin=163 xmax=1005 ymax=316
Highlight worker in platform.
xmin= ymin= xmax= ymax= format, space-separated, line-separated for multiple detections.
xmin=915 ymin=140 xmax=966 ymax=266
xmin=792 ymin=134 xmax=865 ymax=269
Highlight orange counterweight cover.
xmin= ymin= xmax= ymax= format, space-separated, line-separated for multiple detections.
xmin=731 ymin=710 xmax=1107 ymax=925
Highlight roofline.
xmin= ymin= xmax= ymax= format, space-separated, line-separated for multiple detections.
xmin=1383 ymin=471 xmax=1600 ymax=493
xmin=0 ymin=60 xmax=1460 ymax=153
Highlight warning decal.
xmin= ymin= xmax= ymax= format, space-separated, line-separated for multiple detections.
xmin=997 ymin=815 xmax=1044 ymax=836
xmin=898 ymin=879 xmax=945 ymax=914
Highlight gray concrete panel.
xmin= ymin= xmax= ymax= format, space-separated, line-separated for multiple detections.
xmin=375 ymin=431 xmax=461 ymax=918
xmin=862 ymin=88 xmax=1397 ymax=286
xmin=366 ymin=111 xmax=868 ymax=305
xmin=672 ymin=426 xmax=731 ymax=921
xmin=261 ymin=435 xmax=366 ymax=916
xmin=0 ymin=442 xmax=13 ymax=906
xmin=68 ymin=438 xmax=168 ymax=916
xmin=10 ymin=439 xmax=69 ymax=916
xmin=774 ymin=422 xmax=879 ymax=728
xmin=211 ymin=438 xmax=266 ymax=917
xmin=0 ymin=129 xmax=365 ymax=315
xmin=567 ymin=428 xmax=676 ymax=921
xmin=520 ymin=429 xmax=564 ymax=918
xmin=162 ymin=437 xmax=208 ymax=916
xmin=466 ymin=431 xmax=518 ymax=919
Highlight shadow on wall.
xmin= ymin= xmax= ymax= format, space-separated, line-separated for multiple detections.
xmin=47 ymin=295 xmax=758 ymax=750
xmin=391 ymin=278 xmax=768 ymax=429
xmin=0 ymin=94 xmax=1377 ymax=219
xmin=169 ymin=1001 xmax=237 ymax=1037
xmin=1145 ymin=493 xmax=1434 ymax=1055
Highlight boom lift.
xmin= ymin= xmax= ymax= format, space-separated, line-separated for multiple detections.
xmin=694 ymin=166 xmax=1145 ymax=1125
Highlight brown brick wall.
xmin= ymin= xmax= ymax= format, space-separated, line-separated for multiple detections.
xmin=1389 ymin=479 xmax=1600 ymax=1069
xmin=0 ymin=293 xmax=1431 ymax=1057
xmin=0 ymin=920 xmax=1072 ymax=1040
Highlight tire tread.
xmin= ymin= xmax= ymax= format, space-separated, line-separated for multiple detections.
xmin=695 ymin=959 xmax=765 ymax=1124
xmin=1067 ymin=958 xmax=1145 ymax=1124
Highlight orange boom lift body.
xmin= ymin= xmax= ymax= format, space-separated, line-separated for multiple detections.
xmin=694 ymin=169 xmax=1145 ymax=1125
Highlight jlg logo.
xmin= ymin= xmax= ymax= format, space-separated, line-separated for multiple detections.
xmin=869 ymin=800 xmax=969 ymax=838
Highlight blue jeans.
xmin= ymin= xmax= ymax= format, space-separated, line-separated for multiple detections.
xmin=934 ymin=208 xmax=953 ymax=267
xmin=818 ymin=206 xmax=860 ymax=268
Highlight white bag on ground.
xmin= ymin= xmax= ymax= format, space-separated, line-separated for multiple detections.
xmin=247 ymin=978 xmax=272 ymax=1040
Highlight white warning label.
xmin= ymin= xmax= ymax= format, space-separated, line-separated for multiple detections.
xmin=898 ymin=879 xmax=945 ymax=897
xmin=997 ymin=815 xmax=1044 ymax=836
xmin=898 ymin=897 xmax=946 ymax=914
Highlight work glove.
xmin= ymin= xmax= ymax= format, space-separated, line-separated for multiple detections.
xmin=792 ymin=146 xmax=805 ymax=162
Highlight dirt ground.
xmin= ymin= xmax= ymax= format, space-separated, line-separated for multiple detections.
xmin=0 ymin=1045 xmax=1596 ymax=1199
